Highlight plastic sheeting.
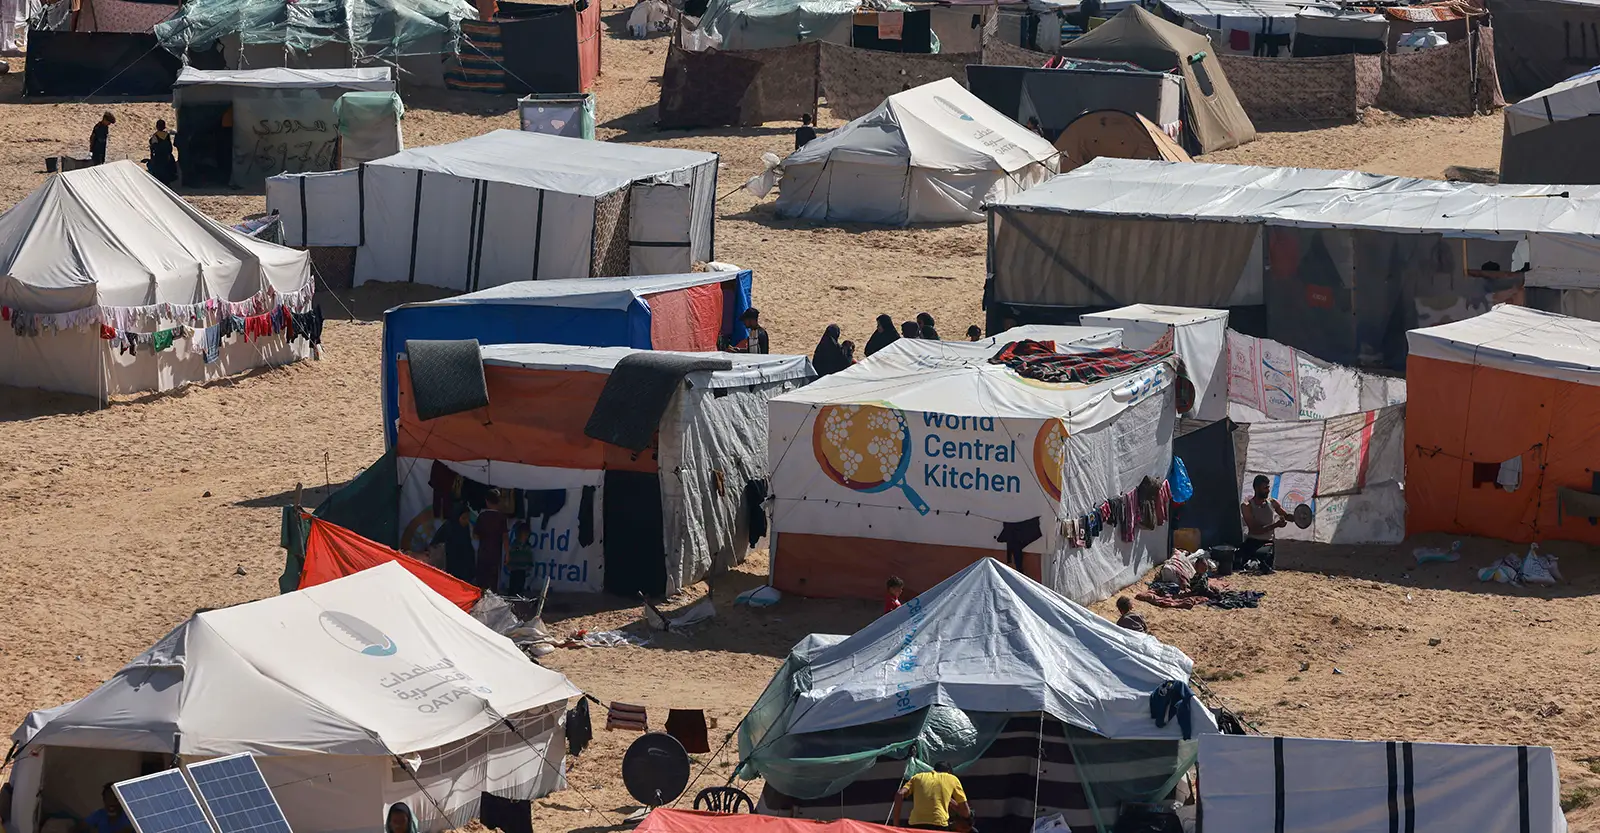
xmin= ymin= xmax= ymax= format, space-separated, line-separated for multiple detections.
xmin=1226 ymin=330 xmax=1406 ymax=422
xmin=1199 ymin=734 xmax=1567 ymax=833
xmin=1409 ymin=303 xmax=1600 ymax=386
xmin=1080 ymin=305 xmax=1227 ymax=421
xmin=777 ymin=78 xmax=1060 ymax=225
xmin=153 ymin=0 xmax=474 ymax=60
xmin=690 ymin=0 xmax=863 ymax=50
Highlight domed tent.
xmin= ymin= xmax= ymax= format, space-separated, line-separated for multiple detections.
xmin=1058 ymin=6 xmax=1255 ymax=154
xmin=1055 ymin=110 xmax=1192 ymax=173
xmin=775 ymin=77 xmax=1060 ymax=226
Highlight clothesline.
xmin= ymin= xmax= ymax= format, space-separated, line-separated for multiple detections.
xmin=1 ymin=277 xmax=315 ymax=337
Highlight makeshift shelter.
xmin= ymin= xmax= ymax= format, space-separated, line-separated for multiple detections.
xmin=1489 ymin=0 xmax=1600 ymax=99
xmin=265 ymin=130 xmax=719 ymax=286
xmin=966 ymin=62 xmax=1184 ymax=142
xmin=1055 ymin=110 xmax=1191 ymax=172
xmin=172 ymin=67 xmax=396 ymax=189
xmin=768 ymin=331 xmax=1183 ymax=604
xmin=684 ymin=0 xmax=933 ymax=52
xmin=1501 ymin=67 xmax=1600 ymax=184
xmin=1157 ymin=0 xmax=1304 ymax=55
xmin=775 ymin=78 xmax=1059 ymax=225
xmin=986 ymin=158 xmax=1600 ymax=368
xmin=333 ymin=91 xmax=405 ymax=167
xmin=1199 ymin=734 xmax=1567 ymax=833
xmin=1080 ymin=305 xmax=1225 ymax=421
xmin=1290 ymin=6 xmax=1388 ymax=56
xmin=378 ymin=270 xmax=756 ymax=446
xmin=0 ymin=161 xmax=313 ymax=400
xmin=23 ymin=0 xmax=182 ymax=97
xmin=1407 ymin=305 xmax=1600 ymax=546
xmin=738 ymin=558 xmax=1215 ymax=833
xmin=447 ymin=2 xmax=601 ymax=95
xmin=7 ymin=563 xmax=579 ymax=833
xmin=520 ymin=92 xmax=597 ymax=139
xmin=396 ymin=343 xmax=814 ymax=596
xmin=152 ymin=0 xmax=474 ymax=69
xmin=1057 ymin=6 xmax=1255 ymax=153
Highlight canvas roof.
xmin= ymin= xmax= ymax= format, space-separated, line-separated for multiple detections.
xmin=988 ymin=323 xmax=1124 ymax=346
xmin=1407 ymin=304 xmax=1600 ymax=386
xmin=366 ymin=130 xmax=716 ymax=197
xmin=473 ymin=343 xmax=816 ymax=389
xmin=1081 ymin=304 xmax=1227 ymax=326
xmin=774 ymin=334 xmax=1173 ymax=431
xmin=0 ymin=161 xmax=309 ymax=314
xmin=1506 ymin=66 xmax=1600 ymax=134
xmin=391 ymin=271 xmax=745 ymax=313
xmin=19 ymin=563 xmax=579 ymax=757
xmin=174 ymin=67 xmax=395 ymax=90
xmin=771 ymin=558 xmax=1213 ymax=739
xmin=1159 ymin=0 xmax=1304 ymax=30
xmin=785 ymin=78 xmax=1059 ymax=174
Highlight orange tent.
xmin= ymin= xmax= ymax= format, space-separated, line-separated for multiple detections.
xmin=1407 ymin=305 xmax=1600 ymax=545
xmin=636 ymin=810 xmax=899 ymax=833
xmin=299 ymin=514 xmax=484 ymax=612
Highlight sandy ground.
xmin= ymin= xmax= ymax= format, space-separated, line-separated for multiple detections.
xmin=2 ymin=10 xmax=1592 ymax=833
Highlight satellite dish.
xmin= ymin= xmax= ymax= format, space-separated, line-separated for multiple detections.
xmin=1293 ymin=503 xmax=1314 ymax=529
xmin=622 ymin=732 xmax=691 ymax=807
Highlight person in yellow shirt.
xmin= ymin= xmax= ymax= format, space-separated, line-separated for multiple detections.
xmin=892 ymin=761 xmax=972 ymax=830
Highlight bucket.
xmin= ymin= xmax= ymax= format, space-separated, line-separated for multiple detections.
xmin=1210 ymin=544 xmax=1238 ymax=576
xmin=1173 ymin=527 xmax=1201 ymax=553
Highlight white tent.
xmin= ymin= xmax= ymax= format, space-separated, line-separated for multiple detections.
xmin=768 ymin=332 xmax=1180 ymax=604
xmin=1501 ymin=67 xmax=1600 ymax=185
xmin=1199 ymin=734 xmax=1566 ymax=833
xmin=776 ymin=78 xmax=1060 ymax=226
xmin=1081 ymin=305 xmax=1229 ymax=422
xmin=737 ymin=558 xmax=1214 ymax=831
xmin=0 ymin=161 xmax=312 ymax=400
xmin=266 ymin=130 xmax=719 ymax=287
xmin=8 ymin=563 xmax=579 ymax=833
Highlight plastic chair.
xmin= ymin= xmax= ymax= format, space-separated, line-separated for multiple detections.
xmin=693 ymin=786 xmax=754 ymax=814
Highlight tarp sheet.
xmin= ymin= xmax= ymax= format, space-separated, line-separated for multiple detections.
xmin=1408 ymin=303 xmax=1600 ymax=386
xmin=1081 ymin=305 xmax=1227 ymax=421
xmin=153 ymin=0 xmax=474 ymax=60
xmin=298 ymin=515 xmax=483 ymax=611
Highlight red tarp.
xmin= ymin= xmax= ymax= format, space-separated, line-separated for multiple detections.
xmin=299 ymin=515 xmax=483 ymax=612
xmin=638 ymin=811 xmax=901 ymax=833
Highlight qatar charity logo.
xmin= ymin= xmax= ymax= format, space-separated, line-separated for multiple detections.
xmin=319 ymin=611 xmax=398 ymax=656
xmin=931 ymin=96 xmax=975 ymax=121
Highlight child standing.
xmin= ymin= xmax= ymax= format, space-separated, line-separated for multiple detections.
xmin=507 ymin=521 xmax=534 ymax=595
xmin=885 ymin=576 xmax=905 ymax=613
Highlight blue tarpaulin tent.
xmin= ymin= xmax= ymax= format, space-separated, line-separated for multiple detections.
xmin=381 ymin=270 xmax=755 ymax=445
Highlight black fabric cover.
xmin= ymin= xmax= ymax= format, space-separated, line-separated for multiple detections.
xmin=1491 ymin=0 xmax=1600 ymax=99
xmin=24 ymin=30 xmax=182 ymax=98
xmin=1501 ymin=116 xmax=1600 ymax=184
xmin=478 ymin=792 xmax=533 ymax=833
xmin=1291 ymin=33 xmax=1384 ymax=57
xmin=584 ymin=353 xmax=732 ymax=452
xmin=495 ymin=5 xmax=581 ymax=94
xmin=1171 ymin=421 xmax=1243 ymax=548
xmin=602 ymin=470 xmax=667 ymax=597
xmin=851 ymin=9 xmax=933 ymax=53
xmin=405 ymin=339 xmax=489 ymax=422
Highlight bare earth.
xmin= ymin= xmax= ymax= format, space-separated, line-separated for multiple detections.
xmin=2 ymin=11 xmax=1590 ymax=832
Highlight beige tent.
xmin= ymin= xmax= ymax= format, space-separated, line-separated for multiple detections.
xmin=1056 ymin=110 xmax=1193 ymax=172
xmin=1058 ymin=6 xmax=1255 ymax=154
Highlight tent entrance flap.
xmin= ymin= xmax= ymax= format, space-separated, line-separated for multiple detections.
xmin=629 ymin=183 xmax=694 ymax=275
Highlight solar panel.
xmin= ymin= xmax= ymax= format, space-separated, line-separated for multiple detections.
xmin=115 ymin=770 xmax=213 ymax=833
xmin=186 ymin=754 xmax=293 ymax=833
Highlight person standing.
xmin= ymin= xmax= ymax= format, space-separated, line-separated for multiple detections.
xmin=813 ymin=324 xmax=849 ymax=375
xmin=865 ymin=314 xmax=899 ymax=356
xmin=431 ymin=504 xmax=476 ymax=583
xmin=1240 ymin=474 xmax=1292 ymax=574
xmin=966 ymin=325 xmax=982 ymax=341
xmin=474 ymin=489 xmax=510 ymax=591
xmin=900 ymin=321 xmax=921 ymax=339
xmin=893 ymin=762 xmax=971 ymax=831
xmin=884 ymin=575 xmax=905 ymax=613
xmin=917 ymin=312 xmax=941 ymax=340
xmin=147 ymin=119 xmax=177 ymax=185
xmin=731 ymin=308 xmax=770 ymax=354
xmin=90 ymin=111 xmax=116 ymax=166
xmin=795 ymin=113 xmax=818 ymax=150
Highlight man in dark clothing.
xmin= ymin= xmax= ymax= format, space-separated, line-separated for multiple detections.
xmin=90 ymin=111 xmax=116 ymax=166
xmin=431 ymin=504 xmax=477 ymax=583
xmin=795 ymin=113 xmax=818 ymax=150
xmin=731 ymin=308 xmax=770 ymax=354
xmin=474 ymin=488 xmax=510 ymax=591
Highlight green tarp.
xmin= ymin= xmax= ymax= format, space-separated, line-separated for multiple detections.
xmin=278 ymin=449 xmax=400 ymax=594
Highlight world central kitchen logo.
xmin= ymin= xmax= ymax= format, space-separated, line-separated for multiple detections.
xmin=319 ymin=611 xmax=399 ymax=656
xmin=812 ymin=404 xmax=1023 ymax=513
xmin=919 ymin=414 xmax=1024 ymax=493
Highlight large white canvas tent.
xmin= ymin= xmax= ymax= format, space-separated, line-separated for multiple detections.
xmin=173 ymin=67 xmax=396 ymax=189
xmin=768 ymin=328 xmax=1182 ymax=604
xmin=8 ymin=563 xmax=580 ymax=833
xmin=1199 ymin=734 xmax=1567 ymax=833
xmin=1501 ymin=67 xmax=1600 ymax=185
xmin=1080 ymin=304 xmax=1228 ymax=421
xmin=265 ymin=130 xmax=719 ymax=288
xmin=738 ymin=558 xmax=1215 ymax=833
xmin=0 ymin=161 xmax=312 ymax=400
xmin=775 ymin=78 xmax=1060 ymax=225
xmin=988 ymin=157 xmax=1600 ymax=366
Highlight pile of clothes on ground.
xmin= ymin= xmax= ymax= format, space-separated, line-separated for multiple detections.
xmin=1136 ymin=550 xmax=1266 ymax=610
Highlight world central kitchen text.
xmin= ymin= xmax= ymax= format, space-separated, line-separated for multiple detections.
xmin=920 ymin=414 xmax=1022 ymax=493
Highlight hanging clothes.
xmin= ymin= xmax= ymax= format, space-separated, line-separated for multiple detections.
xmin=567 ymin=698 xmax=594 ymax=756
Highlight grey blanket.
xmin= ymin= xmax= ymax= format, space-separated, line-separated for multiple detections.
xmin=405 ymin=339 xmax=488 ymax=421
xmin=584 ymin=353 xmax=732 ymax=451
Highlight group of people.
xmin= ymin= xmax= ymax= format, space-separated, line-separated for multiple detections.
xmin=811 ymin=313 xmax=984 ymax=376
xmin=87 ymin=111 xmax=177 ymax=186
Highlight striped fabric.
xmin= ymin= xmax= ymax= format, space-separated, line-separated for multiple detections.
xmin=761 ymin=715 xmax=1184 ymax=833
xmin=448 ymin=20 xmax=507 ymax=93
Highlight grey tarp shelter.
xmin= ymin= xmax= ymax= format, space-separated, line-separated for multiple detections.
xmin=1057 ymin=5 xmax=1255 ymax=153
xmin=173 ymin=66 xmax=395 ymax=189
xmin=1490 ymin=0 xmax=1600 ymax=100
xmin=1501 ymin=67 xmax=1600 ymax=184
xmin=265 ymin=130 xmax=719 ymax=288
